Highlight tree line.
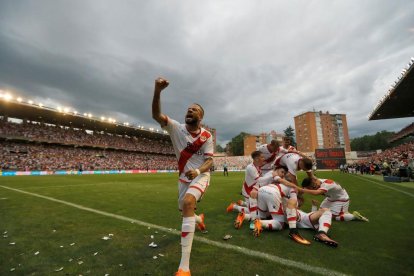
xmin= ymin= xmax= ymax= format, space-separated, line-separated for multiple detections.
xmin=217 ymin=129 xmax=409 ymax=155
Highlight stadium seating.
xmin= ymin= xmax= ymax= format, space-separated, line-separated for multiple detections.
xmin=0 ymin=121 xmax=177 ymax=171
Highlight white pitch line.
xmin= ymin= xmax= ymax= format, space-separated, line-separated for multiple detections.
xmin=21 ymin=182 xmax=127 ymax=189
xmin=350 ymin=175 xmax=414 ymax=198
xmin=0 ymin=185 xmax=346 ymax=276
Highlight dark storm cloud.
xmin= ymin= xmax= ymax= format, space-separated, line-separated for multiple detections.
xmin=0 ymin=0 xmax=413 ymax=145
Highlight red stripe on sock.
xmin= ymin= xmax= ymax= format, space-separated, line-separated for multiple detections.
xmin=323 ymin=223 xmax=331 ymax=228
xmin=288 ymin=217 xmax=296 ymax=221
xmin=181 ymin=232 xmax=189 ymax=238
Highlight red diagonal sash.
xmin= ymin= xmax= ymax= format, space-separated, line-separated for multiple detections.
xmin=264 ymin=152 xmax=277 ymax=164
xmin=178 ymin=131 xmax=211 ymax=174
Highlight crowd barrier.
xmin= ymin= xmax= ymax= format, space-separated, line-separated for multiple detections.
xmin=0 ymin=170 xmax=177 ymax=176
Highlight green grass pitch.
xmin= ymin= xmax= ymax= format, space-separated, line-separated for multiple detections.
xmin=1 ymin=171 xmax=414 ymax=275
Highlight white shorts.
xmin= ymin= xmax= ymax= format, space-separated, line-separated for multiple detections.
xmin=178 ymin=173 xmax=210 ymax=210
xmin=296 ymin=210 xmax=318 ymax=230
xmin=257 ymin=185 xmax=284 ymax=218
xmin=320 ymin=198 xmax=350 ymax=216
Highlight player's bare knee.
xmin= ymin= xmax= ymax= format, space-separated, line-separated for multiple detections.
xmin=182 ymin=195 xmax=196 ymax=211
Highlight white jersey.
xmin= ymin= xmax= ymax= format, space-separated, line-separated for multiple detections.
xmin=163 ymin=117 xmax=214 ymax=182
xmin=258 ymin=144 xmax=288 ymax=172
xmin=242 ymin=163 xmax=262 ymax=197
xmin=318 ymin=179 xmax=349 ymax=201
xmin=275 ymin=153 xmax=302 ymax=176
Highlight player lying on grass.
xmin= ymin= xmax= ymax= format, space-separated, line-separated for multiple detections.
xmin=253 ymin=189 xmax=338 ymax=247
xmin=249 ymin=166 xmax=312 ymax=245
xmin=299 ymin=176 xmax=369 ymax=222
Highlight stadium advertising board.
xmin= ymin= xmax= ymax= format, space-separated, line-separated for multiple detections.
xmin=0 ymin=170 xmax=177 ymax=176
xmin=315 ymin=148 xmax=346 ymax=169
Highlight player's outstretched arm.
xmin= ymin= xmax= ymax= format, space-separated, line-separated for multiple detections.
xmin=152 ymin=77 xmax=169 ymax=127
xmin=278 ymin=178 xmax=298 ymax=189
xmin=297 ymin=187 xmax=324 ymax=196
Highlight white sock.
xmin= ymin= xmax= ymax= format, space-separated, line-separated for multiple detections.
xmin=234 ymin=205 xmax=248 ymax=213
xmin=335 ymin=213 xmax=355 ymax=221
xmin=179 ymin=216 xmax=195 ymax=271
xmin=286 ymin=208 xmax=297 ymax=229
xmin=318 ymin=210 xmax=332 ymax=233
xmin=248 ymin=198 xmax=258 ymax=220
xmin=244 ymin=213 xmax=252 ymax=221
xmin=195 ymin=214 xmax=201 ymax=224
xmin=259 ymin=219 xmax=283 ymax=231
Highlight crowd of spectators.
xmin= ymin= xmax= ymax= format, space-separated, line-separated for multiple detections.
xmin=0 ymin=121 xmax=174 ymax=155
xmin=341 ymin=141 xmax=414 ymax=179
xmin=1 ymin=141 xmax=177 ymax=171
xmin=213 ymin=156 xmax=251 ymax=170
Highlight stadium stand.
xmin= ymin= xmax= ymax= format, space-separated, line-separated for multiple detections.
xmin=0 ymin=121 xmax=174 ymax=154
xmin=355 ymin=141 xmax=414 ymax=179
xmin=388 ymin=122 xmax=414 ymax=143
xmin=213 ymin=156 xmax=251 ymax=171
xmin=1 ymin=141 xmax=176 ymax=171
xmin=0 ymin=99 xmax=179 ymax=172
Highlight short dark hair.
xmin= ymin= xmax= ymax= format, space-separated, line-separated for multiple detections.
xmin=274 ymin=165 xmax=288 ymax=172
xmin=251 ymin=150 xmax=262 ymax=160
xmin=270 ymin=140 xmax=280 ymax=147
xmin=302 ymin=158 xmax=313 ymax=170
xmin=301 ymin=178 xmax=312 ymax=188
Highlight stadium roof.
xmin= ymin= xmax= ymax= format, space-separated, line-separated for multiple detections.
xmin=0 ymin=100 xmax=170 ymax=140
xmin=369 ymin=58 xmax=414 ymax=120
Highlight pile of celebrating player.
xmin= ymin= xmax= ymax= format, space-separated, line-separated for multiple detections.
xmin=226 ymin=137 xmax=369 ymax=248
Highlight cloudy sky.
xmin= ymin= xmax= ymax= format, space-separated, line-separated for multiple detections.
xmin=0 ymin=1 xmax=413 ymax=146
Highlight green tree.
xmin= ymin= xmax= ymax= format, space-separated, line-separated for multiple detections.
xmin=216 ymin=144 xmax=225 ymax=153
xmin=350 ymin=130 xmax=394 ymax=151
xmin=283 ymin=125 xmax=296 ymax=146
xmin=226 ymin=132 xmax=250 ymax=156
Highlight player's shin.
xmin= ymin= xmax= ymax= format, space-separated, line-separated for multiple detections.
xmin=286 ymin=208 xmax=297 ymax=230
xmin=318 ymin=210 xmax=332 ymax=233
xmin=335 ymin=213 xmax=355 ymax=221
xmin=179 ymin=216 xmax=196 ymax=271
xmin=260 ymin=219 xmax=283 ymax=231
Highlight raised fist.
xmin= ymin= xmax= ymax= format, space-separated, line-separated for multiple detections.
xmin=155 ymin=77 xmax=169 ymax=91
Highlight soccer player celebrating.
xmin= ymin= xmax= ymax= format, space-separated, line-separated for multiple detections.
xmin=229 ymin=151 xmax=264 ymax=229
xmin=257 ymin=140 xmax=285 ymax=175
xmin=152 ymin=77 xmax=214 ymax=276
xmin=282 ymin=136 xmax=296 ymax=152
xmin=274 ymin=152 xmax=313 ymax=185
xmin=299 ymin=176 xmax=369 ymax=222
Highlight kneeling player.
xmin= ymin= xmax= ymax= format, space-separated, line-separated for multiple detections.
xmin=299 ymin=177 xmax=369 ymax=222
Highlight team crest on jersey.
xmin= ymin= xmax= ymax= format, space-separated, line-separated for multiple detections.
xmin=200 ymin=135 xmax=207 ymax=142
